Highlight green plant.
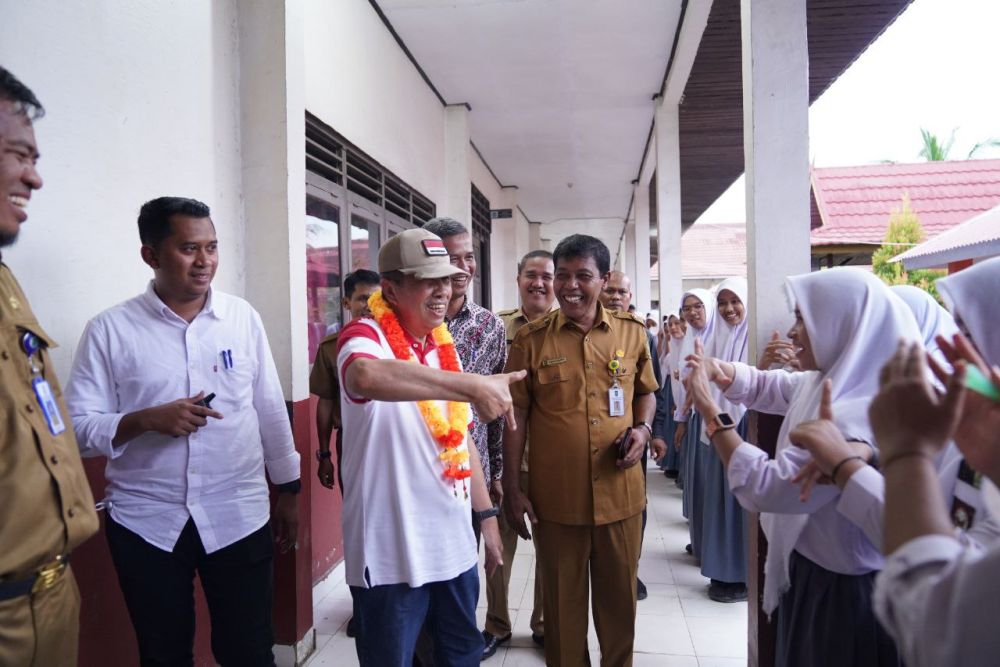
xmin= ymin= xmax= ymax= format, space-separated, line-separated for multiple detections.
xmin=872 ymin=194 xmax=945 ymax=301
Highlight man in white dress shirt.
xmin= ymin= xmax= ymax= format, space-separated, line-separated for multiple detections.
xmin=67 ymin=196 xmax=300 ymax=667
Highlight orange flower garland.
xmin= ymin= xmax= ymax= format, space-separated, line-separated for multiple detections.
xmin=368 ymin=290 xmax=472 ymax=486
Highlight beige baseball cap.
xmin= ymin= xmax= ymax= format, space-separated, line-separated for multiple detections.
xmin=378 ymin=228 xmax=468 ymax=280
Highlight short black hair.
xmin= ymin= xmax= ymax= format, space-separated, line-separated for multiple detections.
xmin=137 ymin=197 xmax=211 ymax=247
xmin=552 ymin=234 xmax=610 ymax=276
xmin=0 ymin=67 xmax=44 ymax=120
xmin=517 ymin=249 xmax=554 ymax=275
xmin=627 ymin=304 xmax=637 ymax=312
xmin=344 ymin=269 xmax=381 ymax=298
xmin=422 ymin=217 xmax=468 ymax=240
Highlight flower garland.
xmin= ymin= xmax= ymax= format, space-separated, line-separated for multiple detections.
xmin=368 ymin=290 xmax=472 ymax=490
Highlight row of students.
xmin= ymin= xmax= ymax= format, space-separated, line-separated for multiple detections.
xmin=673 ymin=263 xmax=998 ymax=666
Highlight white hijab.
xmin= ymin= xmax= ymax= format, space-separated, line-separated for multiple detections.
xmin=937 ymin=258 xmax=1000 ymax=520
xmin=700 ymin=278 xmax=750 ymax=440
xmin=891 ymin=284 xmax=960 ymax=366
xmin=937 ymin=257 xmax=1000 ymax=367
xmin=678 ymin=287 xmax=717 ymax=381
xmin=760 ymin=268 xmax=922 ymax=613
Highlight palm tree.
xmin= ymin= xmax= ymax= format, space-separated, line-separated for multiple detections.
xmin=918 ymin=128 xmax=1000 ymax=161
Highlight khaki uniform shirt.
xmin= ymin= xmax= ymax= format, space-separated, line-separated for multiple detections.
xmin=498 ymin=306 xmax=553 ymax=473
xmin=0 ymin=264 xmax=98 ymax=580
xmin=506 ymin=303 xmax=658 ymax=526
xmin=309 ymin=332 xmax=342 ymax=429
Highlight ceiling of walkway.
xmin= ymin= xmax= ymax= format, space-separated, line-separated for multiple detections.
xmin=377 ymin=0 xmax=682 ymax=224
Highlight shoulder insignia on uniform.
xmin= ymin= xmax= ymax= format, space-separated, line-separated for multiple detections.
xmin=526 ymin=312 xmax=556 ymax=332
xmin=611 ymin=310 xmax=646 ymax=325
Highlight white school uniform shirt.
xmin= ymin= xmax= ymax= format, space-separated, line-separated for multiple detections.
xmin=67 ymin=283 xmax=300 ymax=553
xmin=872 ymin=257 xmax=1000 ymax=666
xmin=337 ymin=317 xmax=478 ymax=589
xmin=725 ymin=268 xmax=922 ymax=613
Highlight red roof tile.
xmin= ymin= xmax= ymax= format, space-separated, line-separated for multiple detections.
xmin=652 ymin=222 xmax=747 ymax=280
xmin=810 ymin=159 xmax=1000 ymax=246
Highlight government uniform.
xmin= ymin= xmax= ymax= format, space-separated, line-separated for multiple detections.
xmin=310 ymin=332 xmax=344 ymax=490
xmin=483 ymin=307 xmax=547 ymax=642
xmin=0 ymin=262 xmax=99 ymax=667
xmin=506 ymin=303 xmax=658 ymax=666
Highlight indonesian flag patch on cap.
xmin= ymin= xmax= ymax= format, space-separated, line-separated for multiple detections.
xmin=422 ymin=239 xmax=448 ymax=256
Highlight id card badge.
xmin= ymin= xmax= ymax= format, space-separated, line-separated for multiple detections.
xmin=32 ymin=377 xmax=66 ymax=435
xmin=609 ymin=384 xmax=625 ymax=417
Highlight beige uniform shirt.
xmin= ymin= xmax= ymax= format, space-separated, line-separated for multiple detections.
xmin=309 ymin=331 xmax=342 ymax=429
xmin=506 ymin=303 xmax=658 ymax=526
xmin=0 ymin=264 xmax=98 ymax=580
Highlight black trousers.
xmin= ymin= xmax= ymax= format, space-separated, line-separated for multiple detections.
xmin=106 ymin=515 xmax=276 ymax=667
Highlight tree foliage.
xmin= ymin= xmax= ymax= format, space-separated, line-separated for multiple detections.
xmin=872 ymin=194 xmax=945 ymax=300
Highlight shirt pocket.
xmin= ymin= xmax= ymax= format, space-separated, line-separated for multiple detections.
xmin=535 ymin=364 xmax=578 ymax=412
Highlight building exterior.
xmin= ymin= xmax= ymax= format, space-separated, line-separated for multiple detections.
xmin=2 ymin=0 xmax=915 ymax=664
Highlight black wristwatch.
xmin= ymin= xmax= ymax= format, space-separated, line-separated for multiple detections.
xmin=316 ymin=449 xmax=332 ymax=462
xmin=474 ymin=507 xmax=500 ymax=522
xmin=276 ymin=479 xmax=302 ymax=495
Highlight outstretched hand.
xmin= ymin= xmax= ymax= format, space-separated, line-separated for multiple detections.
xmin=475 ymin=370 xmax=528 ymax=429
xmin=757 ymin=330 xmax=798 ymax=370
xmin=869 ymin=341 xmax=966 ymax=465
xmin=789 ymin=380 xmax=857 ymax=500
xmin=927 ymin=333 xmax=1000 ymax=481
xmin=683 ymin=338 xmax=721 ymax=417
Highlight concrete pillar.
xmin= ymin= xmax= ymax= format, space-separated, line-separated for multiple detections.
xmin=529 ymin=220 xmax=542 ymax=250
xmin=624 ymin=220 xmax=637 ymax=290
xmin=741 ymin=2 xmax=811 ymax=666
xmin=655 ymin=100 xmax=684 ymax=315
xmin=742 ymin=0 xmax=811 ymax=361
xmin=443 ymin=104 xmax=472 ymax=225
xmin=238 ymin=1 xmax=314 ymax=663
xmin=632 ymin=184 xmax=652 ymax=313
xmin=489 ymin=186 xmax=524 ymax=310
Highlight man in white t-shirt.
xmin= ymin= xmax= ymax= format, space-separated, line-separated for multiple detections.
xmin=338 ymin=228 xmax=524 ymax=665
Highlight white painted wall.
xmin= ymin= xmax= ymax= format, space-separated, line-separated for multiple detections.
xmin=304 ymin=0 xmax=447 ymax=207
xmin=1 ymin=0 xmax=245 ymax=380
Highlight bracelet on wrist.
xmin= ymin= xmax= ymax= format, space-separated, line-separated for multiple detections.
xmin=830 ymin=455 xmax=865 ymax=485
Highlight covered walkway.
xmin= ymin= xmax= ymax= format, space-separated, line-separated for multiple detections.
xmin=304 ymin=467 xmax=747 ymax=667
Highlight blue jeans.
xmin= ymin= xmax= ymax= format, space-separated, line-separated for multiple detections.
xmin=351 ymin=565 xmax=482 ymax=666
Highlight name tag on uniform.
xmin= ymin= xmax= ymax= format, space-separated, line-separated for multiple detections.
xmin=32 ymin=377 xmax=66 ymax=435
xmin=542 ymin=357 xmax=566 ymax=367
xmin=609 ymin=385 xmax=625 ymax=417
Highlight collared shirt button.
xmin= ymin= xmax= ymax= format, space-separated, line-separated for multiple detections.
xmin=590 ymin=418 xmax=598 ymax=425
xmin=1 ymin=350 xmax=8 ymax=360
xmin=50 ymin=454 xmax=58 ymax=465
xmin=593 ymin=475 xmax=599 ymax=481
xmin=25 ymin=404 xmax=34 ymax=413
xmin=586 ymin=361 xmax=593 ymax=369
xmin=589 ymin=391 xmax=596 ymax=398
xmin=585 ymin=336 xmax=591 ymax=343
xmin=67 ymin=507 xmax=76 ymax=518
xmin=592 ymin=447 xmax=598 ymax=454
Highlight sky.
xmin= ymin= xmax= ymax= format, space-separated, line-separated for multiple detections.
xmin=695 ymin=0 xmax=1000 ymax=226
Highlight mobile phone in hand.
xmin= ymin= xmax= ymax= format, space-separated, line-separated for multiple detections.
xmin=194 ymin=392 xmax=216 ymax=409
xmin=617 ymin=426 xmax=633 ymax=460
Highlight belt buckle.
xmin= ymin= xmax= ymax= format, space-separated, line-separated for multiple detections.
xmin=31 ymin=556 xmax=66 ymax=594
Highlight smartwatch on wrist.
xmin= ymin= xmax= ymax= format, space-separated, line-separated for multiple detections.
xmin=705 ymin=412 xmax=737 ymax=440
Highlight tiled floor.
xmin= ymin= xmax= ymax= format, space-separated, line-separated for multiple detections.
xmin=304 ymin=467 xmax=748 ymax=666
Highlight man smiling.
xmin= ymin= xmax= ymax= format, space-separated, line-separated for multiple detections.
xmin=504 ymin=235 xmax=658 ymax=666
xmin=67 ymin=197 xmax=301 ymax=666
xmin=337 ymin=228 xmax=524 ymax=665
xmin=0 ymin=66 xmax=99 ymax=667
